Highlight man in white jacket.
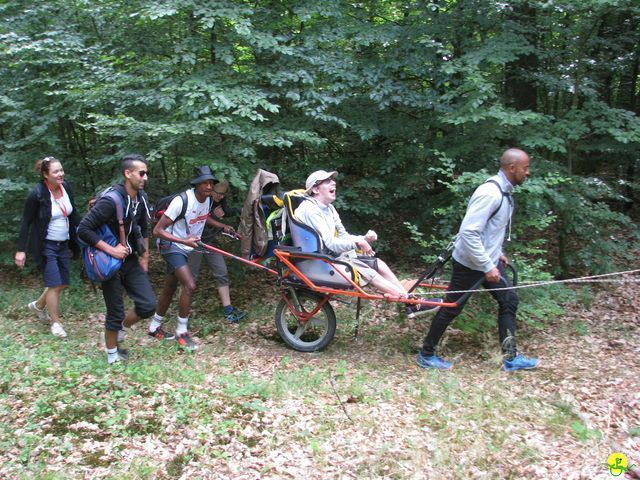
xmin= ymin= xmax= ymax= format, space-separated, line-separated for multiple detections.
xmin=417 ymin=148 xmax=540 ymax=371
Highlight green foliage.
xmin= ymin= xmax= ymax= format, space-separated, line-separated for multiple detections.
xmin=0 ymin=0 xmax=638 ymax=277
xmin=570 ymin=422 xmax=603 ymax=442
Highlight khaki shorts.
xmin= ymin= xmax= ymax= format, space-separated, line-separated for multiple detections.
xmin=337 ymin=253 xmax=378 ymax=286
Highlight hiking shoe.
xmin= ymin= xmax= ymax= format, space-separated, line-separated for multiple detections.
xmin=148 ymin=326 xmax=175 ymax=340
xmin=416 ymin=352 xmax=453 ymax=370
xmin=116 ymin=347 xmax=129 ymax=360
xmin=503 ymin=354 xmax=539 ymax=372
xmin=108 ymin=353 xmax=128 ymax=365
xmin=28 ymin=301 xmax=49 ymax=323
xmin=175 ymin=332 xmax=198 ymax=351
xmin=51 ymin=322 xmax=67 ymax=338
xmin=406 ymin=298 xmax=443 ymax=319
xmin=224 ymin=306 xmax=248 ymax=323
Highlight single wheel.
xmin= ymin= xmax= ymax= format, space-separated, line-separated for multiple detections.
xmin=275 ymin=290 xmax=337 ymax=352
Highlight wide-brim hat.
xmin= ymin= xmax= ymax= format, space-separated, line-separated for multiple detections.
xmin=190 ymin=165 xmax=218 ymax=185
xmin=305 ymin=170 xmax=338 ymax=194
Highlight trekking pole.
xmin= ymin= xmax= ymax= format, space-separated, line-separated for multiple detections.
xmin=407 ymin=239 xmax=455 ymax=294
xmin=220 ymin=231 xmax=242 ymax=240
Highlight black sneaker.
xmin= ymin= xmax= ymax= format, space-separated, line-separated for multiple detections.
xmin=116 ymin=347 xmax=129 ymax=360
xmin=406 ymin=298 xmax=443 ymax=319
xmin=176 ymin=332 xmax=198 ymax=351
xmin=148 ymin=327 xmax=175 ymax=340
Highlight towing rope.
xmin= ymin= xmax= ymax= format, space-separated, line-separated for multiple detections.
xmin=196 ymin=238 xmax=639 ymax=296
xmin=417 ymin=268 xmax=640 ymax=296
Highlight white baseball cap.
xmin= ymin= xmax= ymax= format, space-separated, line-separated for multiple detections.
xmin=305 ymin=170 xmax=338 ymax=194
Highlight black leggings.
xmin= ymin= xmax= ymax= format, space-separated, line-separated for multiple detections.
xmin=101 ymin=256 xmax=156 ymax=331
xmin=421 ymin=259 xmax=518 ymax=357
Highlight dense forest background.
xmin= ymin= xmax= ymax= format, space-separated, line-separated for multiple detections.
xmin=2 ymin=0 xmax=639 ymax=278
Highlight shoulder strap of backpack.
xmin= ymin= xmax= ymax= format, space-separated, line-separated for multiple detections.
xmin=176 ymin=191 xmax=189 ymax=221
xmin=104 ymin=190 xmax=127 ymax=246
xmin=485 ymin=179 xmax=509 ymax=222
xmin=172 ymin=190 xmax=191 ymax=235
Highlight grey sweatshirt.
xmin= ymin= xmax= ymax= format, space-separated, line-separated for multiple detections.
xmin=452 ymin=170 xmax=514 ymax=272
xmin=294 ymin=197 xmax=364 ymax=256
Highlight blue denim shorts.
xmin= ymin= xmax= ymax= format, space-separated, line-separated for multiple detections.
xmin=43 ymin=239 xmax=71 ymax=287
xmin=162 ymin=250 xmax=189 ymax=274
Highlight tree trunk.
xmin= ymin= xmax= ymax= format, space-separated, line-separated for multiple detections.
xmin=504 ymin=2 xmax=538 ymax=111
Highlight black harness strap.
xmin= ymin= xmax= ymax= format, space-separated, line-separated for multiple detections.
xmin=485 ymin=179 xmax=512 ymax=221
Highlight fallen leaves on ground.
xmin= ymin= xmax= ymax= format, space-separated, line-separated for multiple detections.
xmin=0 ymin=266 xmax=638 ymax=479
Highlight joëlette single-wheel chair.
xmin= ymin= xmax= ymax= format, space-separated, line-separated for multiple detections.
xmin=198 ymin=190 xmax=517 ymax=352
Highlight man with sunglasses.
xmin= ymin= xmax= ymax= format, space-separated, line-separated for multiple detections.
xmin=78 ymin=153 xmax=155 ymax=365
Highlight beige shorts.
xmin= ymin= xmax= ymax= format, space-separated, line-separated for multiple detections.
xmin=337 ymin=253 xmax=378 ymax=286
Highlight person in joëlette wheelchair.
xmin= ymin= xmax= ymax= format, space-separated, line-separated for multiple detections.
xmin=293 ymin=170 xmax=441 ymax=318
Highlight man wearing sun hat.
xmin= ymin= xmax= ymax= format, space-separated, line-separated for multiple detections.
xmin=294 ymin=170 xmax=418 ymax=299
xmin=149 ymin=165 xmax=219 ymax=350
xmin=188 ymin=178 xmax=248 ymax=323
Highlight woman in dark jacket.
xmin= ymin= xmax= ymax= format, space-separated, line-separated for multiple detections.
xmin=14 ymin=156 xmax=81 ymax=337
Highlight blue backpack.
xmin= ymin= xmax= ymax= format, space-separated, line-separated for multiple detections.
xmin=81 ymin=189 xmax=127 ymax=283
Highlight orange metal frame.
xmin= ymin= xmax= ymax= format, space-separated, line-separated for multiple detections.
xmin=197 ymin=242 xmax=454 ymax=310
xmin=273 ymin=249 xmax=456 ymax=309
xmin=280 ymin=290 xmax=333 ymax=324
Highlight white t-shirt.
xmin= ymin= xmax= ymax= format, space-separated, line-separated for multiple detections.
xmin=164 ymin=188 xmax=210 ymax=253
xmin=46 ymin=188 xmax=73 ymax=241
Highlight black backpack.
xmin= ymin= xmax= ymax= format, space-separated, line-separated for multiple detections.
xmin=153 ymin=191 xmax=189 ymax=224
xmin=485 ymin=179 xmax=512 ymax=221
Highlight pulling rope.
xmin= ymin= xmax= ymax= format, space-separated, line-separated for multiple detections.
xmin=194 ymin=235 xmax=639 ymax=297
xmin=416 ymin=268 xmax=640 ymax=296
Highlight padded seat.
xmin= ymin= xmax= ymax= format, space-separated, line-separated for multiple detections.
xmin=283 ymin=191 xmax=356 ymax=289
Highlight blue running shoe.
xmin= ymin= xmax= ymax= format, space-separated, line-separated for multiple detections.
xmin=416 ymin=352 xmax=453 ymax=370
xmin=224 ymin=306 xmax=248 ymax=323
xmin=503 ymin=354 xmax=539 ymax=372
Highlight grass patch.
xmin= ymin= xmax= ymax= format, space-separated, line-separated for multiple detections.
xmin=0 ymin=264 xmax=637 ymax=479
xmin=572 ymin=320 xmax=590 ymax=336
xmin=546 ymin=400 xmax=603 ymax=442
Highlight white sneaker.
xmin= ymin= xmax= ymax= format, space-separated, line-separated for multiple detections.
xmin=28 ymin=301 xmax=49 ymax=323
xmin=51 ymin=322 xmax=67 ymax=338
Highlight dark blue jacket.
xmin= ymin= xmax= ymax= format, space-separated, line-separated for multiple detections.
xmin=201 ymin=197 xmax=241 ymax=243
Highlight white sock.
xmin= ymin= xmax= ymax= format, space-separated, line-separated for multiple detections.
xmin=149 ymin=313 xmax=164 ymax=332
xmin=117 ymin=329 xmax=126 ymax=342
xmin=107 ymin=347 xmax=119 ymax=364
xmin=175 ymin=316 xmax=189 ymax=336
